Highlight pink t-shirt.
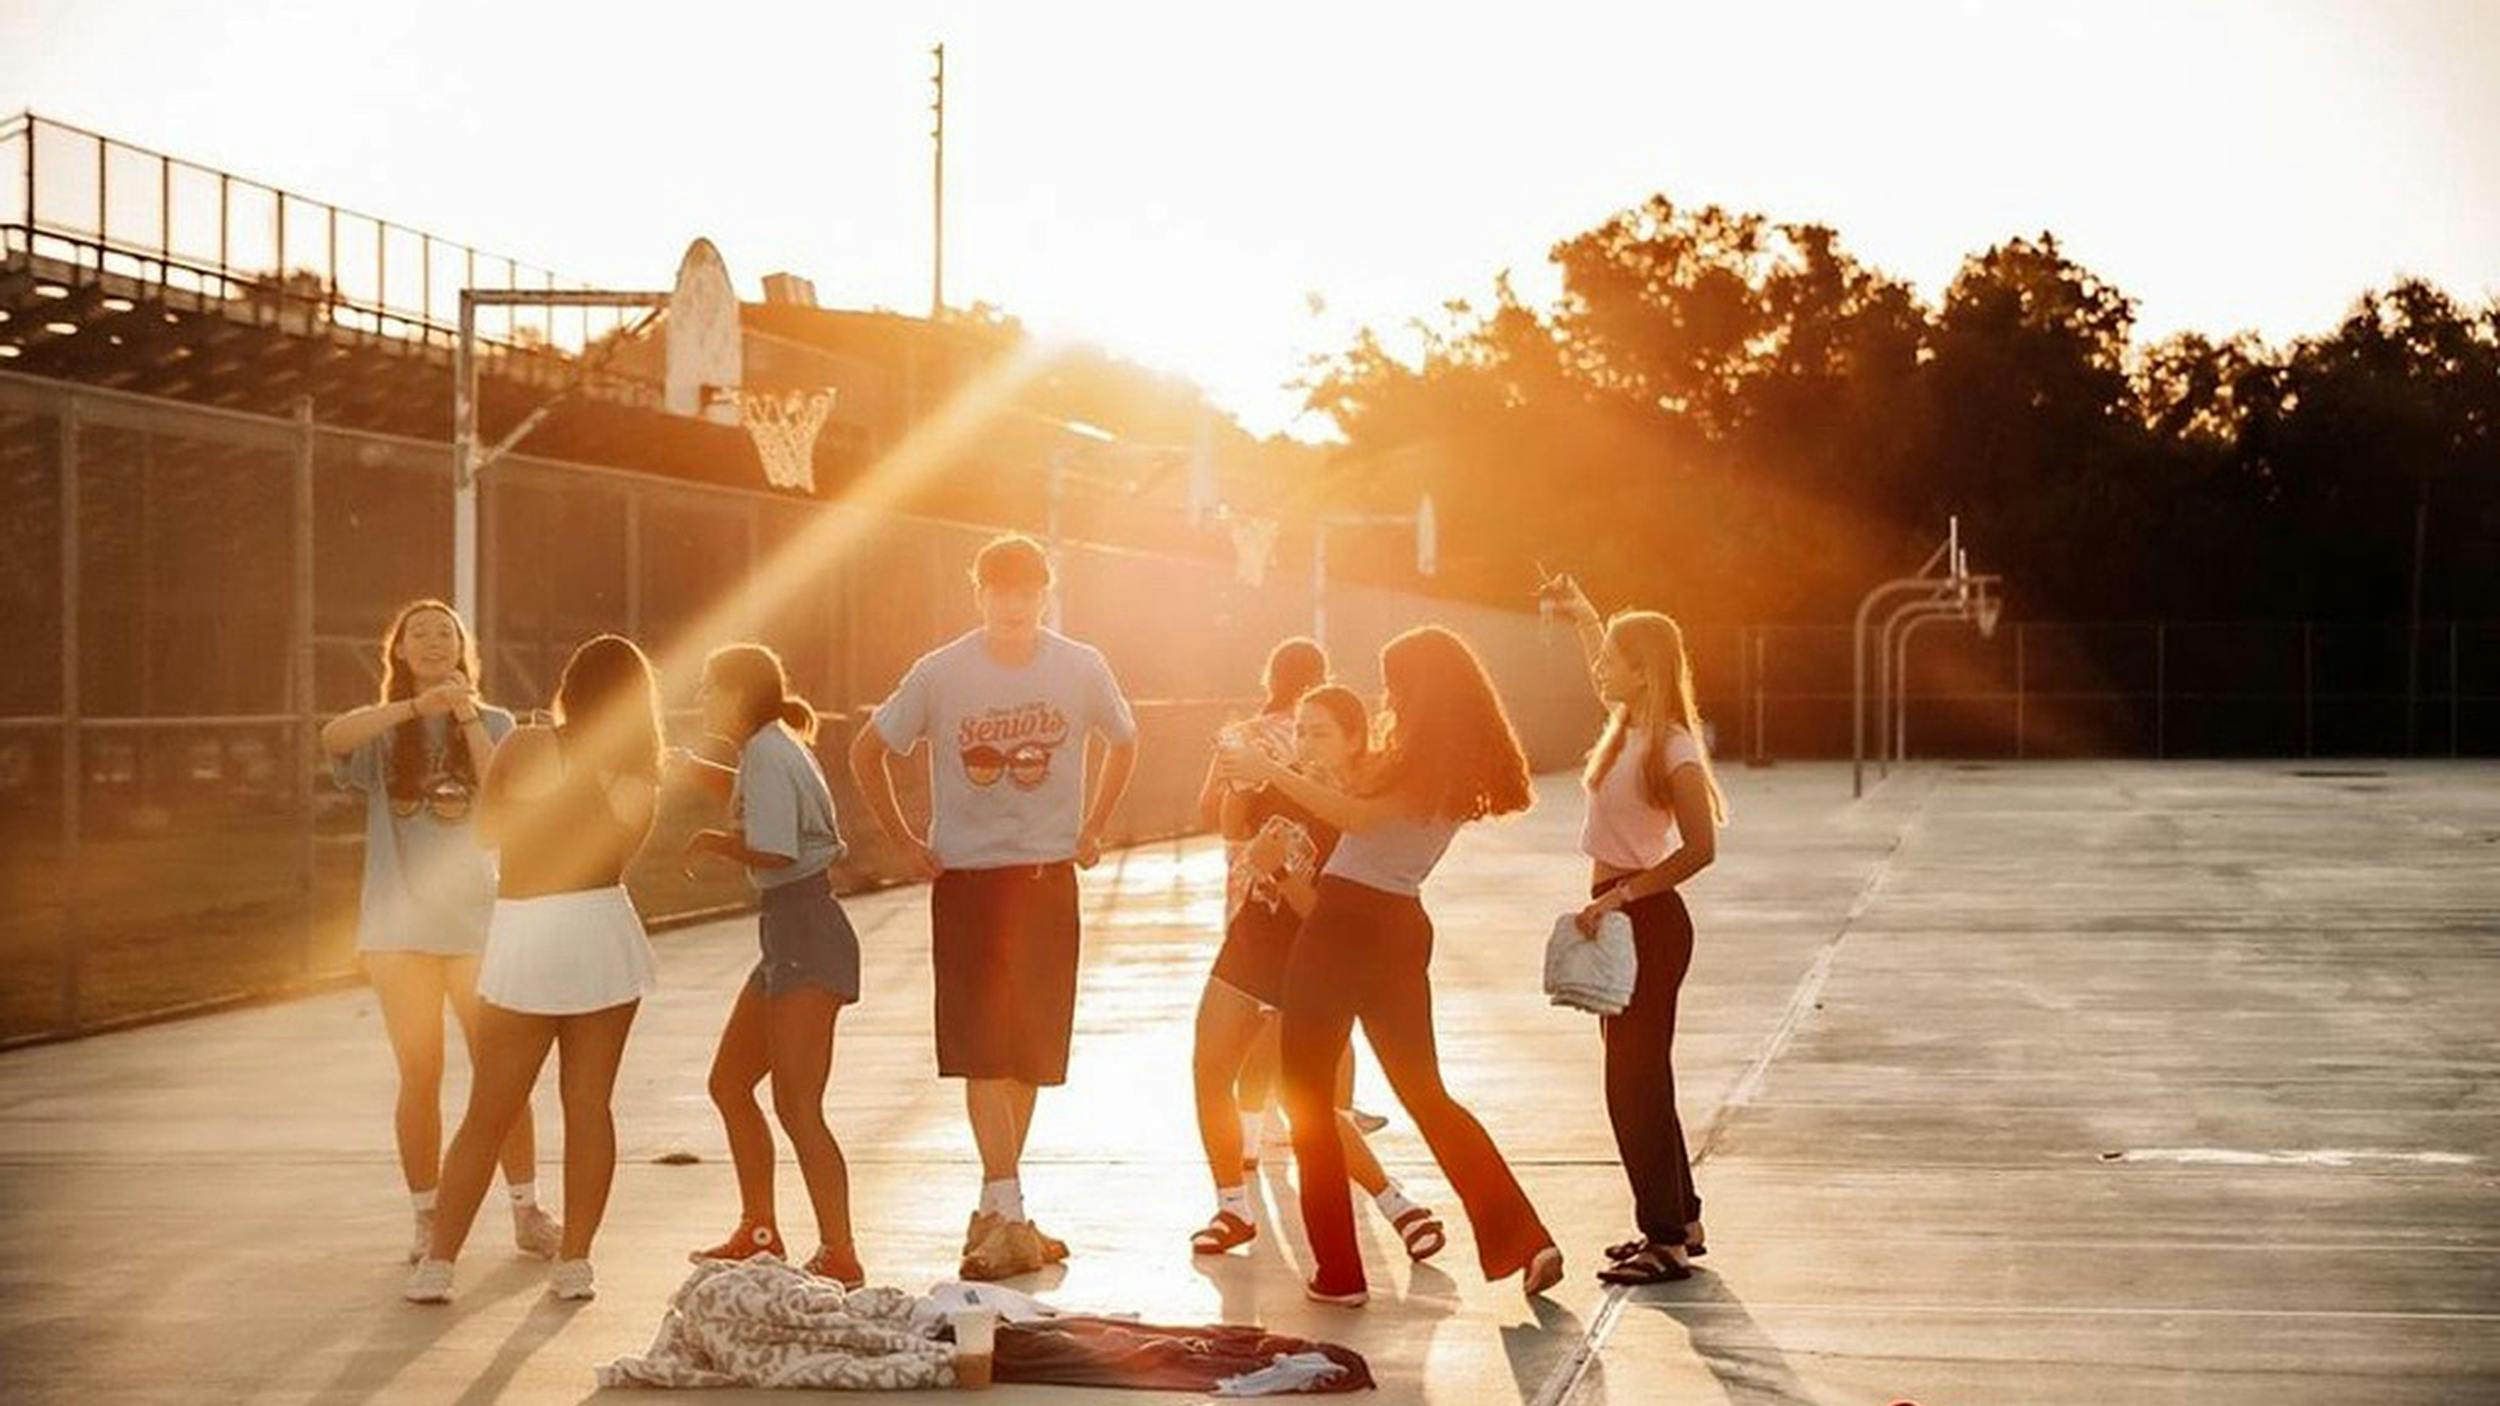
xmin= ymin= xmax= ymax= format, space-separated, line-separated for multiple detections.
xmin=1579 ymin=725 xmax=1705 ymax=871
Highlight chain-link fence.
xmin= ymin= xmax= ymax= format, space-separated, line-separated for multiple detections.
xmin=7 ymin=369 xmax=2491 ymax=1043
xmin=0 ymin=370 xmax=1604 ymax=1044
xmin=1693 ymin=620 xmax=2499 ymax=765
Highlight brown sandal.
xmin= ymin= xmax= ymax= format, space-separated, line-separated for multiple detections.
xmin=1189 ymin=1210 xmax=1257 ymax=1255
xmin=1391 ymin=1207 xmax=1446 ymax=1262
xmin=1597 ymin=1241 xmax=1691 ymax=1286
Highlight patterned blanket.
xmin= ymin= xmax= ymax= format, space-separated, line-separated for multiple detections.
xmin=595 ymin=1258 xmax=954 ymax=1391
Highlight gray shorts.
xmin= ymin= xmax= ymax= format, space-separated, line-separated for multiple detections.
xmin=749 ymin=875 xmax=861 ymax=1003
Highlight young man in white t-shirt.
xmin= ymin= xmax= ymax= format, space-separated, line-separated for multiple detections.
xmin=848 ymin=534 xmax=1140 ymax=1280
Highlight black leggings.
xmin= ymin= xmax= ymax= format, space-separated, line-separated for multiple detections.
xmin=1279 ymin=876 xmax=1550 ymax=1286
xmin=1600 ymin=878 xmax=1701 ymax=1242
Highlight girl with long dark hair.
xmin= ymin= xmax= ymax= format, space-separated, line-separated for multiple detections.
xmin=1217 ymin=625 xmax=1559 ymax=1306
xmin=1189 ymin=683 xmax=1445 ymax=1263
xmin=407 ymin=634 xmax=663 ymax=1304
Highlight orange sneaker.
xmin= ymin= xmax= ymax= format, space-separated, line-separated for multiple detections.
xmin=689 ymin=1222 xmax=785 ymax=1264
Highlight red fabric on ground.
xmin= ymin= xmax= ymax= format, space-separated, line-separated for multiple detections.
xmin=994 ymin=1316 xmax=1374 ymax=1393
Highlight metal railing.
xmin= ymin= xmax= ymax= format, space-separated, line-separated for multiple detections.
xmin=1 ymin=110 xmax=641 ymax=356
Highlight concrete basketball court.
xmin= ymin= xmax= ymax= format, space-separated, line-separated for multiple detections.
xmin=1 ymin=759 xmax=2495 ymax=1404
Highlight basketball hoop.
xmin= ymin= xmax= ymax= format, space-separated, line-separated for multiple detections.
xmin=723 ymin=388 xmax=835 ymax=493
xmin=1224 ymin=512 xmax=1281 ymax=587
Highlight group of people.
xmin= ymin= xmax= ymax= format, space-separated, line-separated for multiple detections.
xmin=329 ymin=530 xmax=1724 ymax=1313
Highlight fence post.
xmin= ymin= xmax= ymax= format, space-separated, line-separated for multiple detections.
xmin=58 ymin=397 xmax=83 ymax=1037
xmin=2155 ymin=623 xmax=2167 ymax=760
xmin=623 ymin=490 xmax=643 ymax=643
xmin=294 ymin=399 xmax=318 ymax=976
xmin=2014 ymin=622 xmax=2027 ymax=759
xmin=1751 ymin=630 xmax=1767 ymax=765
xmin=2302 ymin=622 xmax=2314 ymax=758
xmin=744 ymin=500 xmax=762 ymax=638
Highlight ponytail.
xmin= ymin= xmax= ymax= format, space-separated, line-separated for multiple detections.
xmin=704 ymin=643 xmax=815 ymax=744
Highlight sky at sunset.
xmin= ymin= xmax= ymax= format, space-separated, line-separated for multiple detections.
xmin=6 ymin=0 xmax=2495 ymax=437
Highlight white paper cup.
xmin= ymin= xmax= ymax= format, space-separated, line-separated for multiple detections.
xmin=950 ymin=1308 xmax=997 ymax=1390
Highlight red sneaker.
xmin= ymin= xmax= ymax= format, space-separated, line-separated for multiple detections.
xmin=803 ymin=1244 xmax=866 ymax=1290
xmin=689 ymin=1222 xmax=784 ymax=1264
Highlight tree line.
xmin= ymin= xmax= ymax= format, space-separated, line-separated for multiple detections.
xmin=1297 ymin=197 xmax=2499 ymax=628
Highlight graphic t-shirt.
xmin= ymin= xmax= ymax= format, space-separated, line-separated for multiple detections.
xmin=870 ymin=629 xmax=1138 ymax=869
xmin=733 ymin=721 xmax=847 ymax=890
xmin=331 ymin=707 xmax=516 ymax=951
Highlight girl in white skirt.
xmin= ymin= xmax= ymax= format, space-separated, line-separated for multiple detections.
xmin=319 ymin=598 xmax=560 ymax=1264
xmin=408 ymin=634 xmax=663 ymax=1304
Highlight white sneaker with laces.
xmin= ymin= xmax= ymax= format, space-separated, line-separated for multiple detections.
xmin=404 ymin=1258 xmax=454 ymax=1304
xmin=548 ymin=1258 xmax=596 ymax=1301
xmin=513 ymin=1205 xmax=563 ymax=1259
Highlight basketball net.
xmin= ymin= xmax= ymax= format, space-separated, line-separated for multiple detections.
xmin=1225 ymin=513 xmax=1281 ymax=588
xmin=728 ymin=388 xmax=835 ymax=493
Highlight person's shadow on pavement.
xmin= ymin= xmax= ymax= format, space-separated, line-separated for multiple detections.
xmin=1500 ymin=1293 xmax=1596 ymax=1403
xmin=1627 ymin=1270 xmax=1814 ymax=1404
xmin=308 ymin=1257 xmax=549 ymax=1406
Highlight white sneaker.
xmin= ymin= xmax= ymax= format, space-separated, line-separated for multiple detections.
xmin=513 ymin=1205 xmax=563 ymax=1259
xmin=407 ymin=1210 xmax=436 ymax=1266
xmin=404 ymin=1258 xmax=454 ymax=1304
xmin=548 ymin=1258 xmax=596 ymax=1301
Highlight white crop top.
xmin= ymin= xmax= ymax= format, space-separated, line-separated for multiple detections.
xmin=1579 ymin=725 xmax=1705 ymax=871
xmin=1322 ymin=812 xmax=1462 ymax=897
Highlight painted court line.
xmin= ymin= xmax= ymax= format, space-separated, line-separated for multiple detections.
xmin=1530 ymin=774 xmax=1937 ymax=1406
xmin=1631 ymin=1301 xmax=2500 ymax=1324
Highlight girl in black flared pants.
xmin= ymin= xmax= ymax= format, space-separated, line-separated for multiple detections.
xmin=1219 ymin=624 xmax=1562 ymax=1307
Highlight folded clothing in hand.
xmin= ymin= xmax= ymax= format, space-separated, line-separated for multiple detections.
xmin=1543 ymin=909 xmax=1637 ymax=1015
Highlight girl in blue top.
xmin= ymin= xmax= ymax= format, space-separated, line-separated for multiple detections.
xmin=320 ymin=599 xmax=559 ymax=1265
xmin=674 ymin=643 xmax=865 ymax=1288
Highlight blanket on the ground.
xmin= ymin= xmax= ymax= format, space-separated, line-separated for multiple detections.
xmin=597 ymin=1258 xmax=1374 ymax=1394
xmin=594 ymin=1258 xmax=953 ymax=1390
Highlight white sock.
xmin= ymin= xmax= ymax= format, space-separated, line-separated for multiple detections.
xmin=1216 ymin=1185 xmax=1255 ymax=1223
xmin=507 ymin=1182 xmax=538 ymax=1212
xmin=980 ymin=1178 xmax=1026 ymax=1223
xmin=1373 ymin=1184 xmax=1420 ymax=1223
xmin=411 ymin=1189 xmax=439 ymax=1214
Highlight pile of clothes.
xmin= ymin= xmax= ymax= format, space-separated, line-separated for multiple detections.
xmin=598 ymin=1257 xmax=1374 ymax=1395
xmin=1542 ymin=909 xmax=1638 ymax=1015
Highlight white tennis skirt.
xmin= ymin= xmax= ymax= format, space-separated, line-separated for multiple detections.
xmin=477 ymin=885 xmax=658 ymax=1016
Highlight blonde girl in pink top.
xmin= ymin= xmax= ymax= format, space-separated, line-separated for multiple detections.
xmin=1549 ymin=574 xmax=1727 ymax=1287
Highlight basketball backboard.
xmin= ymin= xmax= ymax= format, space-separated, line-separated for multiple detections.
xmin=664 ymin=238 xmax=742 ymax=425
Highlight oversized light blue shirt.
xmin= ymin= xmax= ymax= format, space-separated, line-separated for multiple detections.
xmin=732 ymin=721 xmax=846 ymax=890
xmin=331 ymin=707 xmax=515 ymax=953
xmin=871 ymin=629 xmax=1138 ymax=869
